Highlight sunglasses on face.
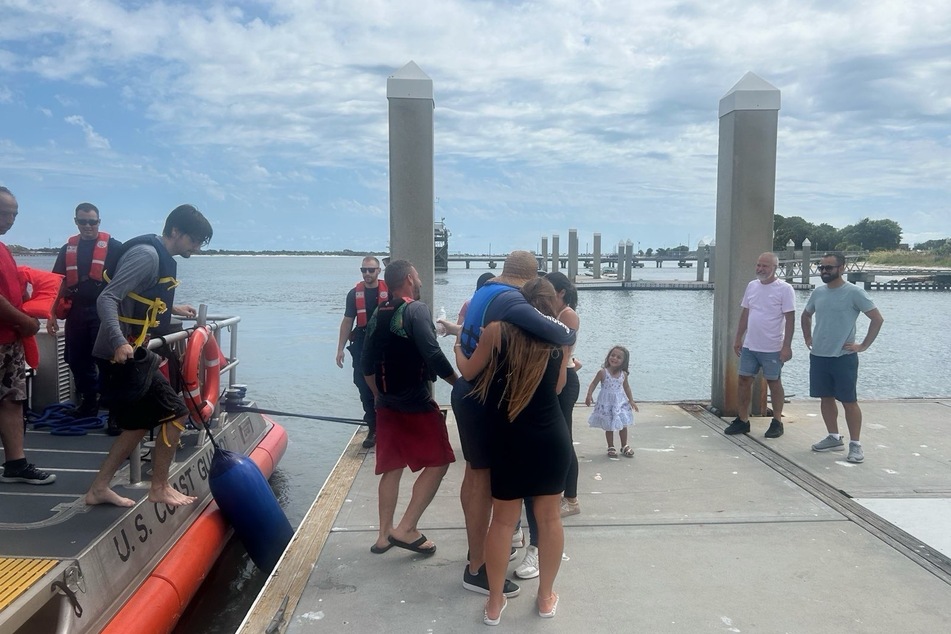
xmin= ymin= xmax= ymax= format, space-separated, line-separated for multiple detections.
xmin=817 ymin=265 xmax=839 ymax=272
xmin=360 ymin=267 xmax=378 ymax=273
xmin=75 ymin=218 xmax=100 ymax=226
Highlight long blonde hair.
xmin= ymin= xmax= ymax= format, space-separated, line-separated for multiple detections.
xmin=471 ymin=278 xmax=559 ymax=420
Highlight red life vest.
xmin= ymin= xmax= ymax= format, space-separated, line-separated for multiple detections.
xmin=0 ymin=243 xmax=24 ymax=345
xmin=64 ymin=232 xmax=111 ymax=288
xmin=354 ymin=280 xmax=388 ymax=328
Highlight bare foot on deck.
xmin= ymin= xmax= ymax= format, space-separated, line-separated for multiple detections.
xmin=85 ymin=488 xmax=136 ymax=507
xmin=149 ymin=484 xmax=197 ymax=507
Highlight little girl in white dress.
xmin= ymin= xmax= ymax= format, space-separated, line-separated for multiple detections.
xmin=585 ymin=345 xmax=639 ymax=457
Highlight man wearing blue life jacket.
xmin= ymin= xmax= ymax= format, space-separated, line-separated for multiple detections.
xmin=441 ymin=250 xmax=576 ymax=597
xmin=84 ymin=204 xmax=212 ymax=509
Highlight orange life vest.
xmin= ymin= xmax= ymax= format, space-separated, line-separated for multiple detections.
xmin=64 ymin=232 xmax=111 ymax=288
xmin=354 ymin=280 xmax=388 ymax=328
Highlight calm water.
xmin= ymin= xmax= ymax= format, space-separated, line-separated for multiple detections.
xmin=15 ymin=254 xmax=951 ymax=632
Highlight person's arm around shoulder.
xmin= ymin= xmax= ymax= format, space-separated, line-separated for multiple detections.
xmin=585 ymin=369 xmax=604 ymax=406
xmin=622 ymin=371 xmax=639 ymax=412
xmin=494 ymin=291 xmax=576 ymax=347
xmin=454 ymin=321 xmax=500 ymax=381
xmin=733 ymin=307 xmax=749 ymax=357
xmin=844 ymin=308 xmax=884 ymax=353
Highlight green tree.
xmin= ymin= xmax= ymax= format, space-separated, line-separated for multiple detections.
xmin=811 ymin=223 xmax=839 ymax=252
xmin=916 ymin=238 xmax=951 ymax=252
xmin=773 ymin=215 xmax=816 ymax=250
xmin=838 ymin=218 xmax=902 ymax=251
xmin=645 ymin=247 xmax=654 ymax=257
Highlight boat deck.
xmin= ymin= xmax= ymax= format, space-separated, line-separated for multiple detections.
xmin=0 ymin=411 xmax=270 ymax=634
xmin=0 ymin=427 xmax=149 ymax=559
xmin=246 ymin=399 xmax=951 ymax=633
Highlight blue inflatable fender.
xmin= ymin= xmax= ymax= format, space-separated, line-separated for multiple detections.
xmin=209 ymin=448 xmax=293 ymax=572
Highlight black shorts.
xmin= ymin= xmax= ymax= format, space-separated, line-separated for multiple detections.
xmin=452 ymin=378 xmax=490 ymax=469
xmin=809 ymin=353 xmax=859 ymax=403
xmin=108 ymin=370 xmax=190 ymax=432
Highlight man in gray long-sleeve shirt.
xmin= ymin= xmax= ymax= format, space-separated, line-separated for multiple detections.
xmin=361 ymin=259 xmax=457 ymax=555
xmin=84 ymin=204 xmax=212 ymax=508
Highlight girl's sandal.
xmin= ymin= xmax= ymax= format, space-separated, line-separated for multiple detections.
xmin=607 ymin=447 xmax=618 ymax=458
xmin=622 ymin=445 xmax=635 ymax=458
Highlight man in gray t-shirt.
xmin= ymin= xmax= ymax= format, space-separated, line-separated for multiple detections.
xmin=801 ymin=252 xmax=884 ymax=463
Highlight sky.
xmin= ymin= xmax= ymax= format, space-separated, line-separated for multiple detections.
xmin=1 ymin=1 xmax=949 ymax=253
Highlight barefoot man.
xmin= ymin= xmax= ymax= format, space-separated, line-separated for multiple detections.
xmin=84 ymin=205 xmax=213 ymax=508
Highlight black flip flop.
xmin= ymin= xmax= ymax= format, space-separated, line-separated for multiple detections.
xmin=388 ymin=534 xmax=437 ymax=555
xmin=370 ymin=542 xmax=393 ymax=554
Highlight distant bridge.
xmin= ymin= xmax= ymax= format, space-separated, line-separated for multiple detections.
xmin=446 ymin=251 xmax=870 ymax=272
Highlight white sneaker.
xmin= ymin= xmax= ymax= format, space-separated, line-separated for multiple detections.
xmin=511 ymin=526 xmax=524 ymax=548
xmin=514 ymin=545 xmax=539 ymax=579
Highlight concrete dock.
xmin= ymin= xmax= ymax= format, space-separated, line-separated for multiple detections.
xmin=243 ymin=399 xmax=951 ymax=633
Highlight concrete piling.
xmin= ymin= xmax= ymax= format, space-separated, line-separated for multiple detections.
xmin=387 ymin=60 xmax=435 ymax=310
xmin=710 ymin=72 xmax=781 ymax=416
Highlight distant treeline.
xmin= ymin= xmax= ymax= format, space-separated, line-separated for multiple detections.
xmin=9 ymin=246 xmax=387 ymax=257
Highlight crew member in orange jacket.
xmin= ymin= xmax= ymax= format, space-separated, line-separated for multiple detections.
xmin=47 ymin=203 xmax=122 ymax=417
xmin=335 ymin=255 xmax=388 ymax=448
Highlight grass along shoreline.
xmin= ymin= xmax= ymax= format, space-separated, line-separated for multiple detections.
xmin=866 ymin=250 xmax=951 ymax=268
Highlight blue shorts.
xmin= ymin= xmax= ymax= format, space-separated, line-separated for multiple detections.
xmin=451 ymin=378 xmax=491 ymax=470
xmin=809 ymin=353 xmax=858 ymax=403
xmin=739 ymin=348 xmax=784 ymax=381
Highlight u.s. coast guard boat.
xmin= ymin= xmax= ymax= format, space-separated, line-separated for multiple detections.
xmin=0 ymin=313 xmax=287 ymax=634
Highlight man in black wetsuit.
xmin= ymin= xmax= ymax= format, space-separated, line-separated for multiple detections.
xmin=361 ymin=260 xmax=458 ymax=556
xmin=441 ymin=250 xmax=576 ymax=597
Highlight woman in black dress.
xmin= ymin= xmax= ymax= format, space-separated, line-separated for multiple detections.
xmin=455 ymin=278 xmax=571 ymax=625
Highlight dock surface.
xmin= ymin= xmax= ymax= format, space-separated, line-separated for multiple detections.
xmin=246 ymin=399 xmax=951 ymax=633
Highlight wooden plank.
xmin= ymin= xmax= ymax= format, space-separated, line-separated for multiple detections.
xmin=236 ymin=434 xmax=367 ymax=634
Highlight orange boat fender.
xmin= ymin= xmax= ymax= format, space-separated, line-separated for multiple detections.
xmin=182 ymin=326 xmax=221 ymax=421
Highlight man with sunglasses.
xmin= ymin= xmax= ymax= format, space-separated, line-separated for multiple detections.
xmin=336 ymin=256 xmax=388 ymax=448
xmin=802 ymin=252 xmax=884 ymax=463
xmin=47 ymin=203 xmax=122 ymax=419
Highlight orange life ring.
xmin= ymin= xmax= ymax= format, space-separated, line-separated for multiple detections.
xmin=182 ymin=326 xmax=222 ymax=421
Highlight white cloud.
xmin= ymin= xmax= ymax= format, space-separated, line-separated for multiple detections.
xmin=64 ymin=115 xmax=111 ymax=150
xmin=0 ymin=1 xmax=949 ymax=250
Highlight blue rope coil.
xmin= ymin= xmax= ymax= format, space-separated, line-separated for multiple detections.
xmin=29 ymin=402 xmax=106 ymax=436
